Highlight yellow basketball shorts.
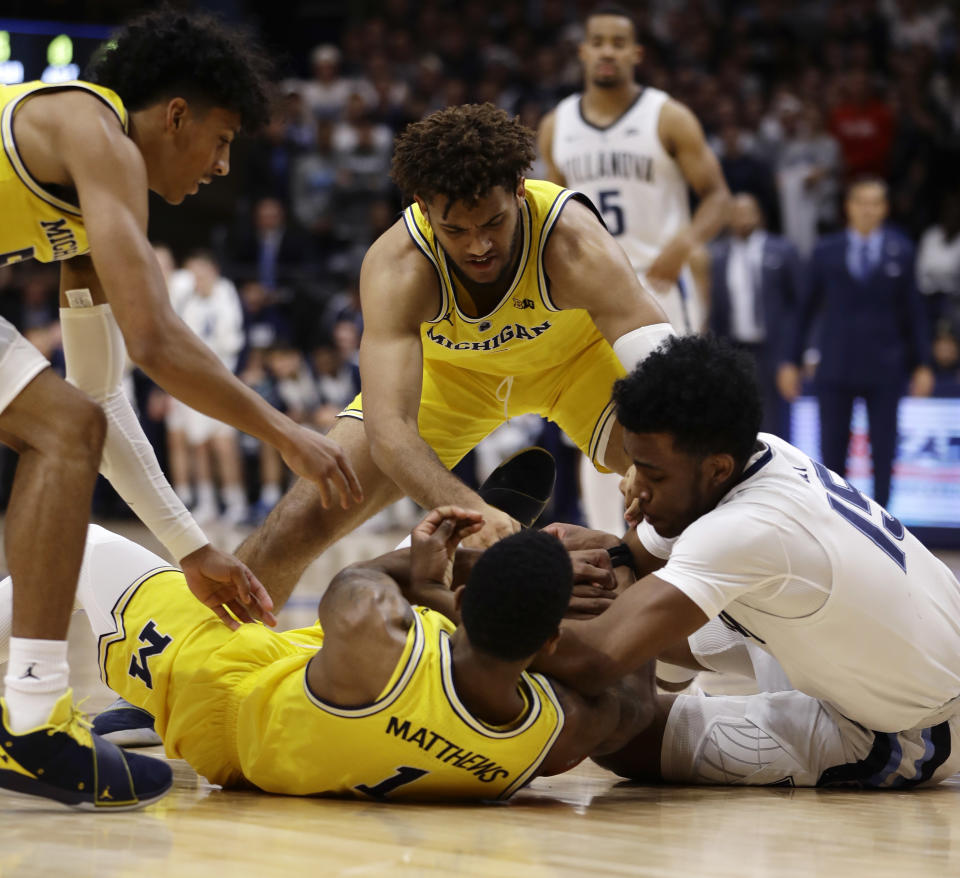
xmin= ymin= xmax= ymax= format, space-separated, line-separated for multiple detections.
xmin=98 ymin=571 xmax=325 ymax=786
xmin=339 ymin=337 xmax=625 ymax=471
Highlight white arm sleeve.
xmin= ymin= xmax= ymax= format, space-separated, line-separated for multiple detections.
xmin=612 ymin=323 xmax=677 ymax=372
xmin=60 ymin=301 xmax=208 ymax=561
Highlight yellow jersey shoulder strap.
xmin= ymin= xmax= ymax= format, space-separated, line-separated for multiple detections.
xmin=1 ymin=80 xmax=128 ymax=217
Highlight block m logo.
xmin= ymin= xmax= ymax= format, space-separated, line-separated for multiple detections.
xmin=128 ymin=620 xmax=172 ymax=689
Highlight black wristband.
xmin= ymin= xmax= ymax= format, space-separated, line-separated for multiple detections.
xmin=606 ymin=542 xmax=638 ymax=579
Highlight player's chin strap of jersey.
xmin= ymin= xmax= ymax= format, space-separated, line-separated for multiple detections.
xmin=60 ymin=293 xmax=208 ymax=563
xmin=612 ymin=323 xmax=677 ymax=372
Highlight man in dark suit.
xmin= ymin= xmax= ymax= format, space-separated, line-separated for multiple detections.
xmin=778 ymin=177 xmax=934 ymax=508
xmin=709 ymin=193 xmax=801 ymax=437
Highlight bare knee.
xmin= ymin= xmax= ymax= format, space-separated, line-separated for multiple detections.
xmin=41 ymin=389 xmax=106 ymax=468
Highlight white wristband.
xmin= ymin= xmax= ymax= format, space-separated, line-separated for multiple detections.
xmin=612 ymin=323 xmax=677 ymax=372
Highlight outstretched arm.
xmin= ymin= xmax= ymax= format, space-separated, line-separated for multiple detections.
xmin=59 ymin=96 xmax=361 ymax=509
xmin=545 ymin=199 xmax=669 ymax=344
xmin=359 ymin=225 xmax=521 ymax=547
xmin=534 ymin=572 xmax=708 ymax=697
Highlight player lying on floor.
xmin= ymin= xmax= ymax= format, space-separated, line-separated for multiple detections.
xmin=42 ymin=509 xmax=652 ymax=802
xmin=536 ymin=335 xmax=960 ymax=789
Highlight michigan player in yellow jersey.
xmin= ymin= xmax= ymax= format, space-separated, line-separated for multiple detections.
xmin=0 ymin=8 xmax=365 ymax=812
xmin=44 ymin=509 xmax=652 ymax=801
xmin=239 ymin=103 xmax=674 ymax=599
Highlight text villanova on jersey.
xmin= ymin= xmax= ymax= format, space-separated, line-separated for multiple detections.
xmin=561 ymin=151 xmax=655 ymax=184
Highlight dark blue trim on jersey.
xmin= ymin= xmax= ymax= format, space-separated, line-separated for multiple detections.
xmin=401 ymin=207 xmax=446 ymax=323
xmin=576 ymin=87 xmax=646 ymax=132
xmin=732 ymin=443 xmax=774 ymax=489
xmin=539 ymin=189 xmax=606 ymax=307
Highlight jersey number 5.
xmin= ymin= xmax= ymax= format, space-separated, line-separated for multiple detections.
xmin=598 ymin=190 xmax=624 ymax=236
xmin=812 ymin=461 xmax=906 ymax=572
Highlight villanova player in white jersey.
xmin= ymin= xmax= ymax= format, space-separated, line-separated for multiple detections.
xmin=539 ymin=5 xmax=729 ymax=336
xmin=542 ymin=335 xmax=960 ymax=788
xmin=539 ymin=5 xmax=730 ymax=534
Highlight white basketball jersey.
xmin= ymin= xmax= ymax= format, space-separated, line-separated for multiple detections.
xmin=638 ymin=434 xmax=960 ymax=733
xmin=552 ymin=88 xmax=696 ymax=331
xmin=552 ymin=88 xmax=691 ymax=274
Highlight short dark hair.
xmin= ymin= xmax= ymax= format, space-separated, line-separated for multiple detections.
xmin=846 ymin=174 xmax=889 ymax=199
xmin=613 ymin=335 xmax=762 ymax=467
xmin=460 ymin=530 xmax=573 ymax=662
xmin=585 ymin=3 xmax=639 ymax=40
xmin=87 ymin=7 xmax=272 ymax=132
xmin=390 ymin=103 xmax=535 ymax=207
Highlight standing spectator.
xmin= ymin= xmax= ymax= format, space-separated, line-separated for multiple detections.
xmin=829 ymin=68 xmax=896 ymax=180
xmin=709 ymin=193 xmax=802 ymax=438
xmin=166 ymin=252 xmax=248 ymax=525
xmin=917 ymin=191 xmax=960 ymax=337
xmin=777 ymin=101 xmax=842 ymax=257
xmin=778 ymin=177 xmax=934 ymax=508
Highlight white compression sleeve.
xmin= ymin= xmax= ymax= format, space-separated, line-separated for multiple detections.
xmin=612 ymin=323 xmax=677 ymax=372
xmin=60 ymin=301 xmax=207 ymax=561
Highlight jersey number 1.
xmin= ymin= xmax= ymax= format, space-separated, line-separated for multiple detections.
xmin=812 ymin=461 xmax=906 ymax=572
xmin=354 ymin=766 xmax=429 ymax=800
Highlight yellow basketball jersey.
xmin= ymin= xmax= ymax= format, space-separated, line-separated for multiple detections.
xmin=404 ymin=179 xmax=608 ymax=376
xmin=234 ymin=606 xmax=566 ymax=800
xmin=0 ymin=80 xmax=128 ymax=266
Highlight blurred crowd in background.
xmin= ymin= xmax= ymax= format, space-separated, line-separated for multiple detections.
xmin=1 ymin=0 xmax=959 ymax=527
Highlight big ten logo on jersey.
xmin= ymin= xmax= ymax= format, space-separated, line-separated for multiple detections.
xmin=128 ymin=620 xmax=173 ymax=689
xmin=40 ymin=218 xmax=79 ymax=259
xmin=512 ymin=296 xmax=535 ymax=310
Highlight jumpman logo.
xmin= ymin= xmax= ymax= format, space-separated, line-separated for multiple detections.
xmin=19 ymin=663 xmax=39 ymax=680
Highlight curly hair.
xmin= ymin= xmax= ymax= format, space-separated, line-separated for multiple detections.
xmin=460 ymin=530 xmax=572 ymax=662
xmin=86 ymin=7 xmax=272 ymax=132
xmin=390 ymin=103 xmax=536 ymax=206
xmin=612 ymin=335 xmax=762 ymax=467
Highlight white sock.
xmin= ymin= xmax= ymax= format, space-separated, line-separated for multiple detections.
xmin=260 ymin=483 xmax=281 ymax=506
xmin=195 ymin=481 xmax=216 ymax=509
xmin=223 ymin=484 xmax=247 ymax=513
xmin=0 ymin=576 xmax=11 ymax=666
xmin=174 ymin=483 xmax=193 ymax=507
xmin=4 ymin=637 xmax=70 ymax=733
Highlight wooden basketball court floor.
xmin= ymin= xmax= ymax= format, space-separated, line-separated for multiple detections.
xmin=2 ymin=519 xmax=960 ymax=878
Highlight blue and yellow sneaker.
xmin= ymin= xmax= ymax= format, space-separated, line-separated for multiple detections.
xmin=92 ymin=698 xmax=161 ymax=749
xmin=0 ymin=690 xmax=172 ymax=811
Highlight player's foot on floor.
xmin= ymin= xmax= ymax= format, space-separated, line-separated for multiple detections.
xmin=0 ymin=690 xmax=172 ymax=811
xmin=91 ymin=697 xmax=162 ymax=748
xmin=479 ymin=446 xmax=557 ymax=529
